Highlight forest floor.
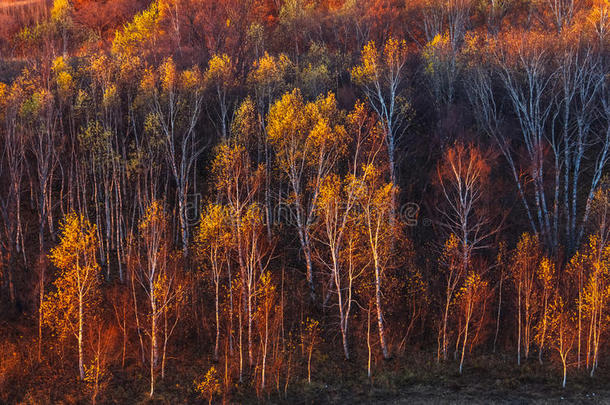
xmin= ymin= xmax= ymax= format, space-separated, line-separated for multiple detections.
xmin=3 ymin=317 xmax=609 ymax=404
xmin=258 ymin=353 xmax=610 ymax=404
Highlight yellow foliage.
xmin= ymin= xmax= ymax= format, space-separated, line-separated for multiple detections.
xmin=0 ymin=82 xmax=7 ymax=113
xmin=457 ymin=271 xmax=487 ymax=302
xmin=112 ymin=1 xmax=161 ymax=57
xmin=511 ymin=232 xmax=541 ymax=280
xmin=204 ymin=53 xmax=236 ymax=90
xmin=537 ymin=257 xmax=555 ymax=290
xmin=422 ymin=33 xmax=452 ymax=75
xmin=43 ymin=213 xmax=100 ymax=341
xmin=194 ymin=366 xmax=221 ymax=403
xmin=159 ymin=57 xmax=177 ymax=92
xmin=351 ymin=37 xmax=408 ymax=86
xmin=441 ymin=233 xmax=461 ymax=271
xmin=180 ymin=67 xmax=203 ymax=91
xmin=195 ymin=203 xmax=231 ymax=271
xmin=248 ymin=52 xmax=292 ymax=92
xmin=267 ymin=89 xmax=346 ymax=179
xmin=351 ymin=40 xmax=379 ymax=85
xmin=231 ymin=97 xmax=260 ymax=146
xmin=102 ymin=85 xmax=118 ymax=108
xmin=88 ymin=53 xmax=113 ymax=88
xmin=384 ymin=37 xmax=409 ymax=70
xmin=51 ymin=0 xmax=72 ymax=25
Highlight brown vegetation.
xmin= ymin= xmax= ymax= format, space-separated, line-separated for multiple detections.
xmin=0 ymin=0 xmax=610 ymax=403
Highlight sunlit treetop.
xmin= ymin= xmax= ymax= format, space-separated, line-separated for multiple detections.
xmin=440 ymin=233 xmax=461 ymax=269
xmin=510 ymin=233 xmax=542 ymax=278
xmin=351 ymin=37 xmax=408 ymax=86
xmin=350 ymin=163 xmax=396 ymax=208
xmin=456 ymin=271 xmax=487 ymax=301
xmin=43 ymin=213 xmax=100 ymax=349
xmin=139 ymin=200 xmax=167 ymax=234
xmin=231 ymin=97 xmax=260 ymax=148
xmin=248 ymin=52 xmax=293 ymax=99
xmin=587 ymin=0 xmax=610 ymax=42
xmin=138 ymin=57 xmax=203 ymax=99
xmin=112 ymin=0 xmax=161 ymax=58
xmin=195 ymin=203 xmax=231 ymax=249
xmin=267 ymin=89 xmax=347 ymax=173
xmin=316 ymin=172 xmax=343 ymax=211
xmin=351 ymin=40 xmax=380 ymax=85
xmin=51 ymin=0 xmax=73 ymax=27
xmin=422 ymin=33 xmax=453 ymax=74
xmin=211 ymin=142 xmax=263 ymax=199
xmin=51 ymin=56 xmax=75 ymax=101
xmin=240 ymin=203 xmax=265 ymax=234
xmin=87 ymin=53 xmax=114 ymax=89
xmin=160 ymin=57 xmax=177 ymax=92
xmin=50 ymin=212 xmax=98 ymax=273
xmin=204 ymin=54 xmax=237 ymax=89
xmin=537 ymin=257 xmax=555 ymax=288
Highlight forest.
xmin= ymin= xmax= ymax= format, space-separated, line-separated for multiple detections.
xmin=0 ymin=0 xmax=610 ymax=403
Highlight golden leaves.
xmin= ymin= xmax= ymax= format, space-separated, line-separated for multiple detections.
xmin=423 ymin=33 xmax=452 ymax=75
xmin=138 ymin=57 xmax=202 ymax=101
xmin=248 ymin=52 xmax=292 ymax=93
xmin=51 ymin=0 xmax=72 ymax=25
xmin=194 ymin=366 xmax=221 ymax=402
xmin=195 ymin=203 xmax=232 ymax=269
xmin=43 ymin=213 xmax=100 ymax=339
xmin=231 ymin=97 xmax=260 ymax=147
xmin=139 ymin=200 xmax=167 ymax=235
xmin=112 ymin=0 xmax=161 ymax=57
xmin=204 ymin=53 xmax=236 ymax=88
xmin=457 ymin=271 xmax=487 ymax=301
xmin=351 ymin=40 xmax=379 ymax=85
xmin=538 ymin=257 xmax=555 ymax=288
xmin=384 ymin=37 xmax=409 ymax=70
xmin=160 ymin=57 xmax=177 ymax=92
xmin=267 ymin=89 xmax=346 ymax=177
xmin=50 ymin=212 xmax=99 ymax=275
xmin=511 ymin=232 xmax=542 ymax=278
xmin=351 ymin=37 xmax=408 ymax=86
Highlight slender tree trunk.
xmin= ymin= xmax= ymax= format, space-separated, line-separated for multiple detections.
xmin=304 ymin=244 xmax=315 ymax=302
xmin=517 ymin=283 xmax=521 ymax=365
xmin=78 ymin=292 xmax=85 ymax=380
xmin=261 ymin=307 xmax=268 ymax=390
xmin=493 ymin=276 xmax=503 ymax=353
xmin=562 ymin=354 xmax=567 ymax=388
xmin=150 ymin=283 xmax=157 ymax=397
xmin=367 ymin=304 xmax=372 ymax=378
xmin=374 ymin=260 xmax=389 ymax=359
xmin=214 ymin=280 xmax=220 ymax=361
xmin=333 ymin=252 xmax=349 ymax=360
xmin=459 ymin=302 xmax=471 ymax=374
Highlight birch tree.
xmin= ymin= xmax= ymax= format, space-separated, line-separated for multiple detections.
xmin=267 ymin=89 xmax=346 ymax=301
xmin=130 ymin=201 xmax=181 ymax=397
xmin=195 ymin=203 xmax=231 ymax=361
xmin=351 ymin=37 xmax=411 ymax=191
xmin=353 ymin=164 xmax=398 ymax=359
xmin=43 ymin=212 xmax=100 ymax=380
xmin=547 ymin=295 xmax=576 ymax=388
xmin=204 ymin=53 xmax=236 ymax=140
xmin=456 ymin=270 xmax=488 ymax=374
xmin=315 ymin=174 xmax=360 ymax=359
xmin=436 ymin=142 xmax=495 ymax=277
xmin=141 ymin=58 xmax=205 ymax=254
xmin=510 ymin=233 xmax=542 ymax=365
